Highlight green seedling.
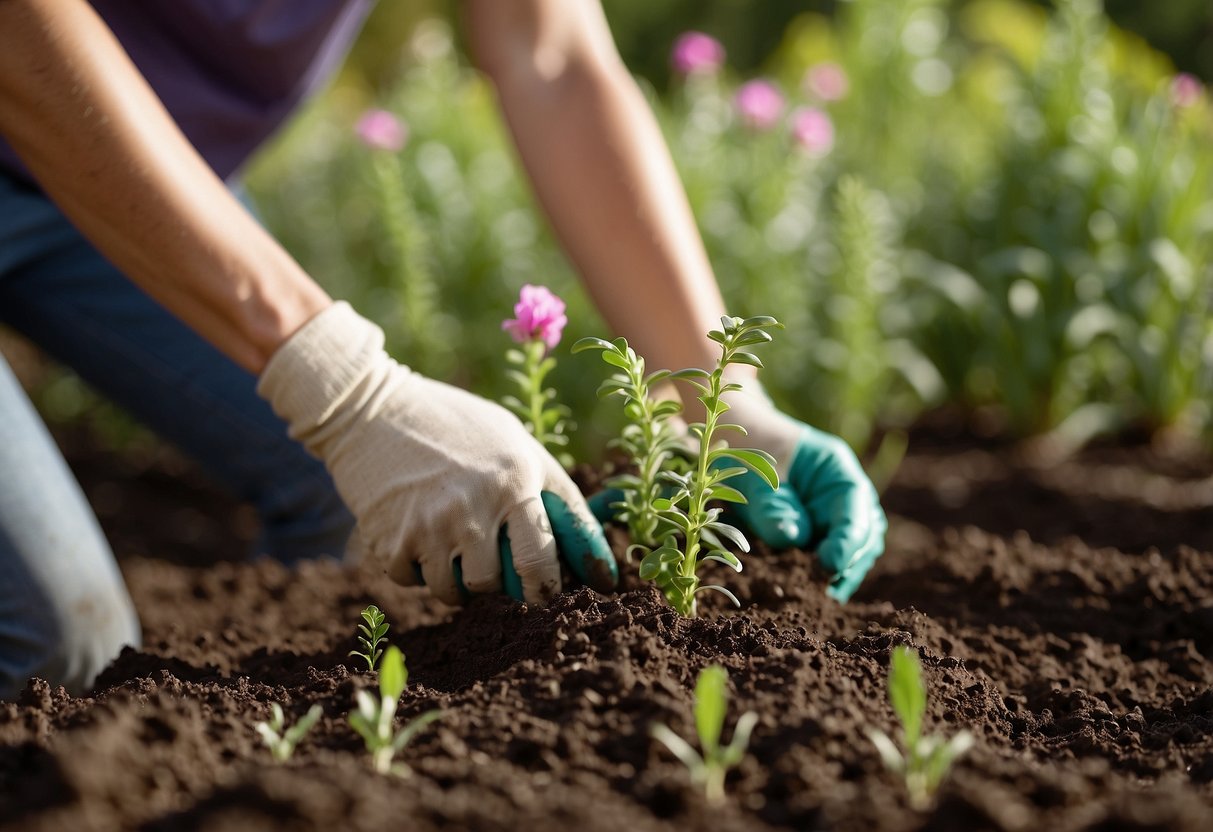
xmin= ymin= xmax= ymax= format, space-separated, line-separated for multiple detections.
xmin=868 ymin=646 xmax=974 ymax=810
xmin=349 ymin=604 xmax=389 ymax=671
xmin=255 ymin=702 xmax=323 ymax=763
xmin=650 ymin=665 xmax=758 ymax=804
xmin=572 ymin=335 xmax=688 ymax=551
xmin=348 ymin=645 xmax=442 ymax=775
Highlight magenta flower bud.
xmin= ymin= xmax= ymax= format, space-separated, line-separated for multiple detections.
xmin=670 ymin=31 xmax=726 ymax=76
xmin=804 ymin=62 xmax=850 ymax=102
xmin=502 ymin=284 xmax=568 ymax=351
xmin=355 ymin=109 xmax=408 ymax=152
xmin=735 ymin=80 xmax=785 ymax=131
xmin=1171 ymin=73 xmax=1203 ymax=108
xmin=791 ymin=107 xmax=835 ymax=156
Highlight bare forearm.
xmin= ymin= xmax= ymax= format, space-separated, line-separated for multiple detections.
xmin=468 ymin=0 xmax=746 ymax=379
xmin=0 ymin=0 xmax=329 ymax=373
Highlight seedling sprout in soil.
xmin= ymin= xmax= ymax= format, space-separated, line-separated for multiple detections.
xmin=349 ymin=645 xmax=442 ymax=775
xmin=868 ymin=646 xmax=974 ymax=809
xmin=255 ymin=703 xmax=323 ymax=763
xmin=581 ymin=315 xmax=782 ymax=617
xmin=502 ymin=284 xmax=573 ymax=466
xmin=349 ymin=604 xmax=389 ymax=671
xmin=571 ymin=335 xmax=688 ymax=551
xmin=650 ymin=665 xmax=758 ymax=804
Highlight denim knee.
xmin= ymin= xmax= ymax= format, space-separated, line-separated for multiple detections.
xmin=0 ymin=578 xmax=140 ymax=699
xmin=252 ymin=457 xmax=355 ymax=564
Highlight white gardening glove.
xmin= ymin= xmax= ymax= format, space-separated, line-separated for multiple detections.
xmin=256 ymin=302 xmax=617 ymax=605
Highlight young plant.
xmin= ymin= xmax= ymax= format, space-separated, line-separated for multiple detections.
xmin=349 ymin=604 xmax=389 ymax=671
xmin=868 ymin=646 xmax=974 ymax=810
xmin=650 ymin=665 xmax=758 ymax=804
xmin=572 ymin=335 xmax=688 ymax=551
xmin=348 ymin=645 xmax=442 ymax=775
xmin=501 ymin=284 xmax=573 ymax=466
xmin=647 ymin=315 xmax=783 ymax=617
xmin=255 ymin=702 xmax=323 ymax=763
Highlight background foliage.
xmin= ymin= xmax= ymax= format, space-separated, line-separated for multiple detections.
xmin=241 ymin=0 xmax=1213 ymax=461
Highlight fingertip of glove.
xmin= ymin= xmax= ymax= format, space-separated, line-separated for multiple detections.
xmin=541 ymin=491 xmax=619 ymax=591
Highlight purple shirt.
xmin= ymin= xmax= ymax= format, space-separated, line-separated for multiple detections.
xmin=0 ymin=0 xmax=373 ymax=185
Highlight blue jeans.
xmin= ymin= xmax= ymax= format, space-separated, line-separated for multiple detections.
xmin=0 ymin=175 xmax=354 ymax=697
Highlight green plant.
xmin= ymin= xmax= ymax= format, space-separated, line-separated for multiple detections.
xmin=349 ymin=645 xmax=442 ymax=775
xmin=650 ymin=665 xmax=758 ymax=804
xmin=643 ymin=315 xmax=782 ymax=617
xmin=255 ymin=703 xmax=323 ymax=763
xmin=501 ymin=284 xmax=574 ymax=466
xmin=349 ymin=604 xmax=389 ymax=671
xmin=572 ymin=336 xmax=688 ymax=551
xmin=868 ymin=646 xmax=974 ymax=809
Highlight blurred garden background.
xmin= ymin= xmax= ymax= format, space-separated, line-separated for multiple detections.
xmin=32 ymin=0 xmax=1213 ymax=463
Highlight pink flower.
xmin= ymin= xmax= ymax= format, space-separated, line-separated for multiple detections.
xmin=735 ymin=80 xmax=785 ymax=131
xmin=791 ymin=107 xmax=835 ymax=156
xmin=1171 ymin=73 xmax=1203 ymax=108
xmin=670 ymin=31 xmax=726 ymax=76
xmin=804 ymin=62 xmax=850 ymax=102
xmin=355 ymin=109 xmax=408 ymax=152
xmin=502 ymin=284 xmax=568 ymax=351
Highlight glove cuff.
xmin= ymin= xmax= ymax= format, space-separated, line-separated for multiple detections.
xmin=256 ymin=301 xmax=387 ymax=432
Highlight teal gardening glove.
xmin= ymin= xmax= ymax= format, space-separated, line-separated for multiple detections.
xmin=713 ymin=385 xmax=885 ymax=601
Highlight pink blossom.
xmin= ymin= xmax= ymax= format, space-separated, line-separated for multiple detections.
xmin=1171 ymin=73 xmax=1204 ymax=108
xmin=791 ymin=107 xmax=835 ymax=156
xmin=502 ymin=284 xmax=568 ymax=351
xmin=670 ymin=31 xmax=726 ymax=76
xmin=804 ymin=62 xmax=850 ymax=102
xmin=355 ymin=109 xmax=408 ymax=152
xmin=735 ymin=80 xmax=785 ymax=131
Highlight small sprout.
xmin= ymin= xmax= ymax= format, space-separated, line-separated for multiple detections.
xmin=349 ymin=604 xmax=389 ymax=671
xmin=255 ymin=702 xmax=323 ymax=763
xmin=868 ymin=646 xmax=974 ymax=810
xmin=348 ymin=645 xmax=442 ymax=775
xmin=650 ymin=665 xmax=757 ymax=804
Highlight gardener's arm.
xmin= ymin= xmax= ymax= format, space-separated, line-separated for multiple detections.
xmin=0 ymin=0 xmax=615 ymax=605
xmin=0 ymin=0 xmax=327 ymax=373
xmin=466 ymin=0 xmax=886 ymax=600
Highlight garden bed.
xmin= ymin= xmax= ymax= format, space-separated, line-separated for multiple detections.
xmin=3 ymin=428 xmax=1213 ymax=831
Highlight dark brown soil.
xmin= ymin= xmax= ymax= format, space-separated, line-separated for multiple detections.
xmin=3 ymin=428 xmax=1213 ymax=831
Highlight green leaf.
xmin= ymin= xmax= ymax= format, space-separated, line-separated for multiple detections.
xmin=706 ymin=484 xmax=747 ymax=505
xmin=380 ymin=646 xmax=408 ymax=702
xmin=694 ymin=666 xmax=728 ymax=754
xmin=650 ymin=722 xmax=705 ymax=773
xmin=867 ymin=729 xmax=905 ymax=773
xmin=740 ymin=315 xmax=781 ymax=329
xmin=645 ymin=369 xmax=672 ymax=386
xmin=670 ymin=368 xmax=711 ymax=380
xmin=572 ymin=336 xmax=615 ymax=353
xmin=888 ymin=646 xmax=927 ymax=750
xmin=652 ymin=399 xmax=683 ymax=418
xmin=505 ymin=349 xmax=527 ymax=363
xmin=697 ymin=584 xmax=741 ymax=607
xmin=720 ymin=710 xmax=758 ymax=767
xmin=597 ymin=378 xmax=631 ymax=398
xmin=732 ymin=329 xmax=773 ymax=346
xmin=702 ymin=551 xmax=742 ymax=572
xmin=704 ymin=521 xmax=750 ymax=552
xmin=710 ymin=448 xmax=779 ymax=491
xmin=599 ymin=350 xmax=632 ymax=370
xmin=726 ymin=351 xmax=764 ymax=369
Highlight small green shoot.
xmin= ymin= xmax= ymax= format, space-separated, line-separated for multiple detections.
xmin=348 ymin=645 xmax=442 ymax=775
xmin=650 ymin=665 xmax=758 ymax=804
xmin=868 ymin=646 xmax=974 ymax=809
xmin=255 ymin=702 xmax=323 ymax=763
xmin=349 ymin=604 xmax=389 ymax=671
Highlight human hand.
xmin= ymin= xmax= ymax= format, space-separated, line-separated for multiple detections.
xmin=257 ymin=302 xmax=617 ymax=605
xmin=724 ymin=386 xmax=886 ymax=602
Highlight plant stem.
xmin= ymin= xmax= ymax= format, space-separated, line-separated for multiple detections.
xmin=679 ymin=366 xmax=723 ymax=617
xmin=703 ymin=764 xmax=726 ymax=805
xmin=525 ymin=339 xmax=546 ymax=442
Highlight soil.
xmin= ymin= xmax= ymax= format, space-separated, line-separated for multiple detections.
xmin=3 ymin=424 xmax=1213 ymax=831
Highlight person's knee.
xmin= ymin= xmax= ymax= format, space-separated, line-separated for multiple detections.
xmin=0 ymin=584 xmax=140 ymax=699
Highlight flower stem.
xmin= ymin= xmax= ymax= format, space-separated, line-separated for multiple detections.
xmin=525 ymin=339 xmax=547 ymax=443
